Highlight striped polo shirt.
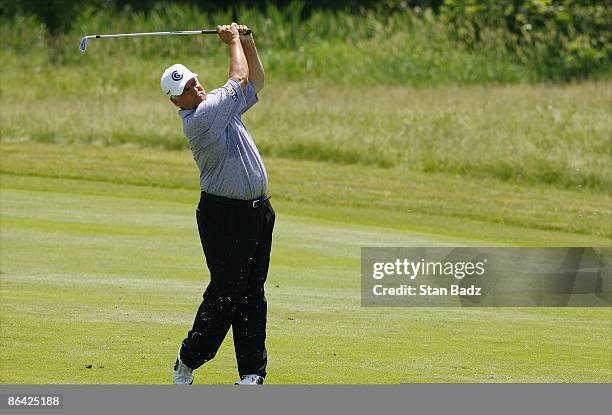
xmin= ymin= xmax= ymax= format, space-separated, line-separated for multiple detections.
xmin=178 ymin=79 xmax=267 ymax=200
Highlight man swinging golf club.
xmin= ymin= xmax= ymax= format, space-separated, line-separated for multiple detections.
xmin=161 ymin=23 xmax=273 ymax=385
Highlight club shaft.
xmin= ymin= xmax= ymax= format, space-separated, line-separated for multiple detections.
xmin=79 ymin=28 xmax=251 ymax=52
xmin=85 ymin=29 xmax=250 ymax=39
xmin=88 ymin=30 xmax=215 ymax=39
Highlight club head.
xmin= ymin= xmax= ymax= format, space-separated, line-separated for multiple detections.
xmin=79 ymin=37 xmax=88 ymax=53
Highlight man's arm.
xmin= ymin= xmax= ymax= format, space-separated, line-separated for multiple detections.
xmin=217 ymin=23 xmax=249 ymax=91
xmin=238 ymin=25 xmax=264 ymax=93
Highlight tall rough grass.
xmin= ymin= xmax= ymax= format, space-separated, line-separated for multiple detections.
xmin=2 ymin=75 xmax=610 ymax=192
xmin=3 ymin=2 xmax=610 ymax=83
xmin=6 ymin=3 xmax=607 ymax=85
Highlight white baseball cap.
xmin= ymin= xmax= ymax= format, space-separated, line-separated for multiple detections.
xmin=160 ymin=64 xmax=199 ymax=96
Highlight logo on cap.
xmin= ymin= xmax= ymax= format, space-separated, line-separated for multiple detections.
xmin=171 ymin=70 xmax=183 ymax=81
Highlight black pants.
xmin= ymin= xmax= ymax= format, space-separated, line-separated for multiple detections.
xmin=179 ymin=193 xmax=275 ymax=378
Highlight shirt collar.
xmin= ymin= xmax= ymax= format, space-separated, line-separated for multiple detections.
xmin=178 ymin=108 xmax=195 ymax=119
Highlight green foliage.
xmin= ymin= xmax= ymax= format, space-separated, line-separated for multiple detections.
xmin=441 ymin=0 xmax=612 ymax=80
xmin=0 ymin=0 xmax=115 ymax=33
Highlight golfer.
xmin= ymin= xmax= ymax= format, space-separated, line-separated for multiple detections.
xmin=160 ymin=23 xmax=273 ymax=385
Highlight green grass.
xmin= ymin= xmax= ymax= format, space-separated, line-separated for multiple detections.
xmin=1 ymin=2 xmax=610 ymax=386
xmin=1 ymin=78 xmax=611 ymax=192
xmin=1 ymin=143 xmax=610 ymax=383
xmin=2 ymin=8 xmax=611 ymax=381
xmin=1 ymin=142 xmax=609 ymax=242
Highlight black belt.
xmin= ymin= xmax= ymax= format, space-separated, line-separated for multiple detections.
xmin=201 ymin=192 xmax=271 ymax=208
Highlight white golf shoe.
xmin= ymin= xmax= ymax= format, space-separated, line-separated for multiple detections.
xmin=173 ymin=354 xmax=194 ymax=385
xmin=234 ymin=374 xmax=264 ymax=385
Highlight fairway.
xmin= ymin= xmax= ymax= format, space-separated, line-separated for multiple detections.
xmin=1 ymin=144 xmax=610 ymax=384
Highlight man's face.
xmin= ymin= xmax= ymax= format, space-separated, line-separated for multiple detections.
xmin=172 ymin=77 xmax=206 ymax=109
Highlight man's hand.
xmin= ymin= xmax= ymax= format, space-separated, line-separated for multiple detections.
xmin=237 ymin=24 xmax=254 ymax=46
xmin=217 ymin=23 xmax=240 ymax=45
xmin=218 ymin=23 xmax=249 ymax=90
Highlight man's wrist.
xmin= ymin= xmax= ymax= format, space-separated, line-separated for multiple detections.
xmin=240 ymin=36 xmax=255 ymax=46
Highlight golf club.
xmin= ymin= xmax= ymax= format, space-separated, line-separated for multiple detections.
xmin=79 ymin=28 xmax=251 ymax=53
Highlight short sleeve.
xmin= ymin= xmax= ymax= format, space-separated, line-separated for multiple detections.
xmin=190 ymin=79 xmax=247 ymax=137
xmin=241 ymin=81 xmax=259 ymax=114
